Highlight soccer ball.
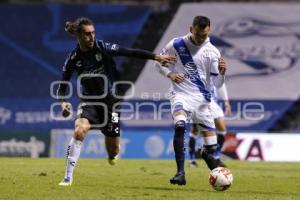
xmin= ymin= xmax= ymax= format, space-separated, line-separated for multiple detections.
xmin=209 ymin=167 xmax=233 ymax=191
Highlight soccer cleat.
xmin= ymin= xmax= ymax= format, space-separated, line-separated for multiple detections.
xmin=58 ymin=177 xmax=72 ymax=186
xmin=170 ymin=172 xmax=186 ymax=186
xmin=189 ymin=160 xmax=198 ymax=168
xmin=108 ymin=155 xmax=118 ymax=166
xmin=219 ymin=160 xmax=227 ymax=168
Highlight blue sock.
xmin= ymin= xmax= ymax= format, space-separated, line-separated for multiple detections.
xmin=189 ymin=136 xmax=196 ymax=160
xmin=173 ymin=120 xmax=186 ymax=173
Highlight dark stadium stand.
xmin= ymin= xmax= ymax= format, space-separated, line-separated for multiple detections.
xmin=120 ymin=0 xmax=181 ymax=83
xmin=269 ymin=99 xmax=300 ymax=132
xmin=0 ymin=4 xmax=151 ymax=98
xmin=0 ymin=1 xmax=299 ymax=133
xmin=0 ymin=4 xmax=152 ymax=131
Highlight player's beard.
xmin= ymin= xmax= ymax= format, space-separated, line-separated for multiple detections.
xmin=193 ymin=38 xmax=205 ymax=46
xmin=190 ymin=35 xmax=203 ymax=46
xmin=85 ymin=41 xmax=94 ymax=50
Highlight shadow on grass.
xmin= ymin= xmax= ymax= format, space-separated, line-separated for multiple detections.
xmin=121 ymin=185 xmax=300 ymax=197
xmin=228 ymin=189 xmax=299 ymax=197
xmin=121 ymin=185 xmax=213 ymax=193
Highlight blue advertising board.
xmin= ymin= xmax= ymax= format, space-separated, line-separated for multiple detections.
xmin=51 ymin=128 xmax=178 ymax=159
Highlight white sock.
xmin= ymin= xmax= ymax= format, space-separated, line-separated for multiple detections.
xmin=64 ymin=137 xmax=82 ymax=180
xmin=216 ymin=131 xmax=226 ymax=135
xmin=203 ymin=135 xmax=217 ymax=146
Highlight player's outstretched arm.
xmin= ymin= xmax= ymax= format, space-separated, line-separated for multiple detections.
xmin=154 ymin=54 xmax=176 ymax=66
xmin=107 ymin=44 xmax=176 ymax=65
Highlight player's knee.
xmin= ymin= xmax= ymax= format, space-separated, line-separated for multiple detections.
xmin=174 ymin=115 xmax=186 ymax=133
xmin=74 ymin=126 xmax=88 ymax=141
xmin=74 ymin=119 xmax=90 ymax=141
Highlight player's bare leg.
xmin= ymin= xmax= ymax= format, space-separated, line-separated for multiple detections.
xmin=59 ymin=118 xmax=91 ymax=186
xmin=105 ymin=136 xmax=120 ymax=165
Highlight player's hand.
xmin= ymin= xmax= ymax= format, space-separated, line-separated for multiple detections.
xmin=218 ymin=57 xmax=227 ymax=75
xmin=155 ymin=54 xmax=176 ymax=66
xmin=167 ymin=72 xmax=185 ymax=83
xmin=61 ymin=102 xmax=72 ymax=118
xmin=224 ymin=101 xmax=232 ymax=116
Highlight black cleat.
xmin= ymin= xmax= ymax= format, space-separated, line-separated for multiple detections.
xmin=219 ymin=160 xmax=227 ymax=168
xmin=201 ymin=149 xmax=220 ymax=170
xmin=170 ymin=172 xmax=186 ymax=186
xmin=189 ymin=160 xmax=198 ymax=168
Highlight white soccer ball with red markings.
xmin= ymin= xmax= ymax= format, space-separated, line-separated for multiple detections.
xmin=209 ymin=167 xmax=233 ymax=191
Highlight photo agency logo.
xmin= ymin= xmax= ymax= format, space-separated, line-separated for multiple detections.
xmin=50 ymin=78 xmax=265 ymax=126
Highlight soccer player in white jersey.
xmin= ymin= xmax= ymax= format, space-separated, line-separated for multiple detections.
xmin=189 ymin=83 xmax=231 ymax=167
xmin=155 ymin=16 xmax=227 ymax=185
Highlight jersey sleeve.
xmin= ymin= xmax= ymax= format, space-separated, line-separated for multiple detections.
xmin=104 ymin=42 xmax=155 ymax=60
xmin=210 ymin=49 xmax=221 ymax=75
xmin=104 ymin=43 xmax=121 ymax=55
xmin=56 ymin=51 xmax=76 ymax=101
xmin=155 ymin=39 xmax=176 ymax=77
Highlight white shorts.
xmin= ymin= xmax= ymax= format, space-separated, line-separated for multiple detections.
xmin=170 ymin=93 xmax=215 ymax=131
xmin=210 ymin=100 xmax=224 ymax=119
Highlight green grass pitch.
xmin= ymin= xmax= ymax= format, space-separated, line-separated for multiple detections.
xmin=0 ymin=158 xmax=300 ymax=200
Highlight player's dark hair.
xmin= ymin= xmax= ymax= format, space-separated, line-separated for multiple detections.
xmin=65 ymin=17 xmax=94 ymax=35
xmin=192 ymin=16 xmax=210 ymax=29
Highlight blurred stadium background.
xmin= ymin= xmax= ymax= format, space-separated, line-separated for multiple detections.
xmin=1 ymin=0 xmax=300 ymax=163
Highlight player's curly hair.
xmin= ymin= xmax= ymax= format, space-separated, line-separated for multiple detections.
xmin=65 ymin=17 xmax=94 ymax=36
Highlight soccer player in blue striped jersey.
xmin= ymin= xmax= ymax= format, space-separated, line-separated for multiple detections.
xmin=155 ymin=16 xmax=227 ymax=185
